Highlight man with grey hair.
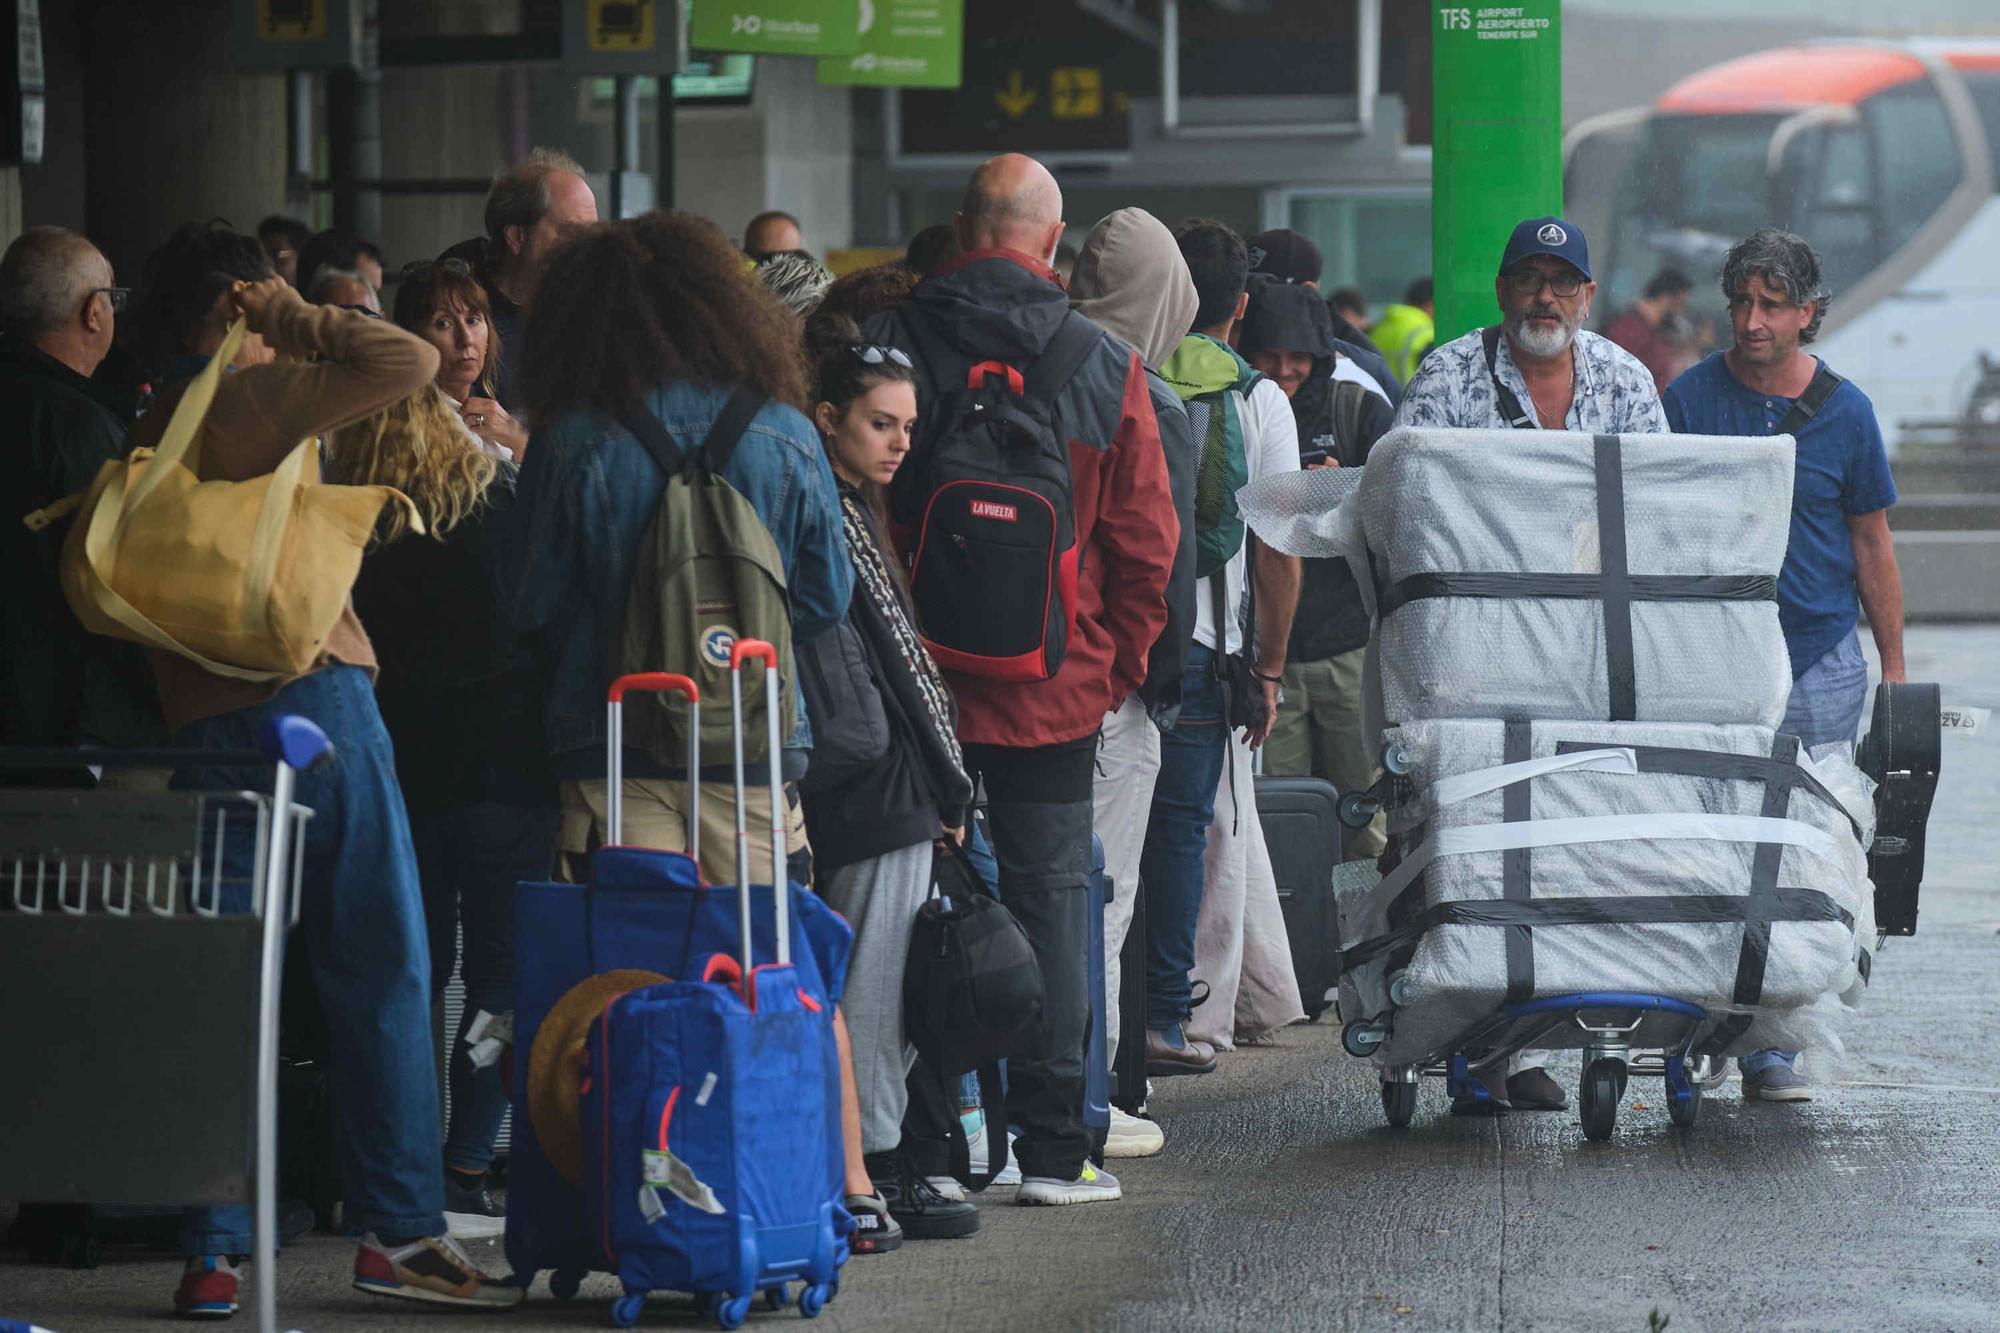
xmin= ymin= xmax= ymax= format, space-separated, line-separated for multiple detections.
xmin=1664 ymin=227 xmax=1902 ymax=1104
xmin=0 ymin=226 xmax=162 ymax=753
xmin=439 ymin=146 xmax=598 ymax=406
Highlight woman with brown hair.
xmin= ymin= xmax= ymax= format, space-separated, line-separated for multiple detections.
xmin=392 ymin=259 xmax=526 ymax=460
xmin=334 ymin=355 xmax=557 ymax=1244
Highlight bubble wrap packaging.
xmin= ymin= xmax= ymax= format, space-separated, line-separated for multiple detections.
xmin=1336 ymin=719 xmax=1875 ymax=1065
xmin=1239 ymin=428 xmax=1797 ymax=727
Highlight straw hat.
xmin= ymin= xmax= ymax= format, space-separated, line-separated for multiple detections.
xmin=527 ymin=969 xmax=669 ymax=1186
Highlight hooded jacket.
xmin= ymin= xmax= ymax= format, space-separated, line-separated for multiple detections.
xmin=1242 ymin=278 xmax=1393 ymax=661
xmin=868 ymin=250 xmax=1178 ymax=749
xmin=1067 ymin=209 xmax=1200 ymax=727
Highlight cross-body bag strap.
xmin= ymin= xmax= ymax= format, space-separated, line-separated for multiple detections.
xmin=1483 ymin=326 xmax=1537 ymax=431
xmin=1027 ymin=313 xmax=1105 ymax=404
xmin=1774 ymin=363 xmax=1845 ymax=438
xmin=697 ymin=386 xmax=768 ymax=473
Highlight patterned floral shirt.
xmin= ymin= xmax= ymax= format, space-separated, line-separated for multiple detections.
xmin=1392 ymin=326 xmax=1670 ymax=435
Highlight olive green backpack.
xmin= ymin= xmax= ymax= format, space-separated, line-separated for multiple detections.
xmin=614 ymin=388 xmax=794 ymax=769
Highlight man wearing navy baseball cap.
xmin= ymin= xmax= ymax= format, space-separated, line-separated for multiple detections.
xmin=1388 ymin=213 xmax=1667 ymax=1119
xmin=1393 ymin=213 xmax=1667 ymax=438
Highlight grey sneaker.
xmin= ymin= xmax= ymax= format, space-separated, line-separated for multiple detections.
xmin=1743 ymin=1063 xmax=1812 ymax=1102
xmin=1016 ymin=1162 xmax=1122 ymax=1206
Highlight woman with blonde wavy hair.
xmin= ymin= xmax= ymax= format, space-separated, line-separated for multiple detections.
xmin=337 ymin=367 xmax=558 ymax=1242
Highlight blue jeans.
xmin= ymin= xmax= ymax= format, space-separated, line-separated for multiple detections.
xmin=1140 ymin=643 xmax=1230 ymax=1030
xmin=412 ymin=803 xmax=558 ymax=1175
xmin=1747 ymin=630 xmax=1870 ymax=1077
xmin=177 ymin=666 xmax=445 ymax=1253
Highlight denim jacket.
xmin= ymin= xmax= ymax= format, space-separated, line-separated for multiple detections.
xmin=505 ymin=381 xmax=853 ymax=776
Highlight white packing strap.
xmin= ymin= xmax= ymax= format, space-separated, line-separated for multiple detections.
xmin=1424 ymin=748 xmax=1639 ymax=813
xmin=1350 ymin=811 xmax=1844 ymax=946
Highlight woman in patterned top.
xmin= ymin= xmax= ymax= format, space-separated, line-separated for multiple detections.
xmin=795 ymin=315 xmax=979 ymax=1249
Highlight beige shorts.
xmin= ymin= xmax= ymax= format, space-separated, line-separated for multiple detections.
xmin=557 ymin=778 xmax=809 ymax=886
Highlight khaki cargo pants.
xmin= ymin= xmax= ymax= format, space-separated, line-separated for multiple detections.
xmin=1262 ymin=648 xmax=1387 ymax=859
xmin=557 ymin=778 xmax=809 ymax=885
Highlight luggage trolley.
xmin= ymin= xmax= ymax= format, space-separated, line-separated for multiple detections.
xmin=0 ymin=718 xmax=331 ymax=1333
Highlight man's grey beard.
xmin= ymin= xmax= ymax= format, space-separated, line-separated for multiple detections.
xmin=1509 ymin=309 xmax=1578 ymax=358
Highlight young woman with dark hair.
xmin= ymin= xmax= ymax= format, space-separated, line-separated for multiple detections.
xmin=797 ymin=318 xmax=979 ymax=1246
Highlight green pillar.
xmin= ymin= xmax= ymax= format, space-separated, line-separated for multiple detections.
xmin=1430 ymin=1 xmax=1565 ymax=345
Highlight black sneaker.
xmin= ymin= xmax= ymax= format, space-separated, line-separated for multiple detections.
xmin=443 ymin=1170 xmax=505 ymax=1241
xmin=864 ymin=1150 xmax=980 ymax=1240
xmin=844 ymin=1192 xmax=903 ymax=1254
xmin=1505 ymin=1066 xmax=1569 ymax=1111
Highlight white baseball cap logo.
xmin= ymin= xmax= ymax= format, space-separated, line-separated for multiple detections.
xmin=1537 ymin=223 xmax=1568 ymax=246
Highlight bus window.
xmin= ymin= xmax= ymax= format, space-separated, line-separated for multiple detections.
xmin=1962 ymin=70 xmax=2000 ymax=185
xmin=1787 ymin=123 xmax=1878 ymax=296
xmin=1865 ymin=82 xmax=1961 ymax=255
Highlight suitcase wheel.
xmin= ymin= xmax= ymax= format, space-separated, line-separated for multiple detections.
xmin=715 ymin=1293 xmax=753 ymax=1330
xmin=613 ymin=1292 xmax=648 ymax=1327
xmin=765 ymin=1283 xmax=790 ymax=1310
xmin=799 ymin=1282 xmax=831 ymax=1318
xmin=549 ymin=1267 xmax=585 ymax=1301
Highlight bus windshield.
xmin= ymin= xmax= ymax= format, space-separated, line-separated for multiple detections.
xmin=1598 ymin=113 xmax=1782 ymax=312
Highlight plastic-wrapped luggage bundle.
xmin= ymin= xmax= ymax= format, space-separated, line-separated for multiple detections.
xmin=1238 ymin=428 xmax=1798 ymax=727
xmin=1336 ymin=719 xmax=1876 ymax=1065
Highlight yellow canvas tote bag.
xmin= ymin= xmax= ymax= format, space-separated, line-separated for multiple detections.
xmin=41 ymin=319 xmax=420 ymax=682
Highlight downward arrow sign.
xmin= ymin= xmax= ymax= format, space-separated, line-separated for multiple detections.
xmin=995 ymin=70 xmax=1037 ymax=119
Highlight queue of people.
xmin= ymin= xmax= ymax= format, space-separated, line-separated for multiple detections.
xmin=0 ymin=142 xmax=1902 ymax=1321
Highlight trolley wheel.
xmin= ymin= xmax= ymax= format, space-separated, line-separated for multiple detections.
xmin=1579 ymin=1058 xmax=1622 ymax=1142
xmin=1341 ymin=1020 xmax=1384 ymax=1058
xmin=612 ymin=1292 xmax=648 ymax=1328
xmin=766 ymin=1283 xmax=790 ymax=1310
xmin=549 ymin=1268 xmax=585 ymax=1302
xmin=1336 ymin=791 xmax=1377 ymax=830
xmin=1669 ymin=1080 xmax=1702 ymax=1128
xmin=799 ymin=1282 xmax=831 ymax=1318
xmin=716 ymin=1294 xmax=754 ymax=1330
xmin=1381 ymin=1079 xmax=1418 ymax=1128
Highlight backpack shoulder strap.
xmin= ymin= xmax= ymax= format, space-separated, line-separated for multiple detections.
xmin=1482 ymin=326 xmax=1537 ymax=431
xmin=698 ymin=386 xmax=768 ymax=473
xmin=1329 ymin=379 xmax=1370 ymax=467
xmin=1774 ymin=362 xmax=1846 ymax=438
xmin=1027 ymin=313 xmax=1105 ymax=404
xmin=620 ymin=405 xmax=687 ymax=476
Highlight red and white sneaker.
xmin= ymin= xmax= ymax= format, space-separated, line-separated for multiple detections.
xmin=174 ymin=1255 xmax=241 ymax=1320
xmin=352 ymin=1232 xmax=524 ymax=1309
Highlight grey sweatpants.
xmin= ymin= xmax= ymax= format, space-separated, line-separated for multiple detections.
xmin=820 ymin=841 xmax=934 ymax=1155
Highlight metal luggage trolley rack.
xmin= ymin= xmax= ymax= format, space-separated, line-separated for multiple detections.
xmin=1327 ymin=682 xmax=1942 ymax=1144
xmin=1331 ymin=741 xmax=1765 ymax=1140
xmin=0 ymin=717 xmax=332 ymax=1333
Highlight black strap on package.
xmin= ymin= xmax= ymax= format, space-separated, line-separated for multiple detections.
xmin=1501 ymin=722 xmax=1534 ymax=1005
xmin=1482 ymin=326 xmax=1537 ymax=430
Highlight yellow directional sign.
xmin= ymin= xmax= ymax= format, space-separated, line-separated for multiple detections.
xmin=995 ymin=70 xmax=1037 ymax=119
xmin=257 ymin=0 xmax=325 ymax=40
xmin=1051 ymin=67 xmax=1101 ymax=120
xmin=588 ymin=0 xmax=656 ymax=52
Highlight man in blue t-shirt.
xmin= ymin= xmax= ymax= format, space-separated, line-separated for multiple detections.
xmin=1663 ymin=227 xmax=1905 ymax=1105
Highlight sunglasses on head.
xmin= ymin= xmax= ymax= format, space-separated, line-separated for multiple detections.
xmin=849 ymin=344 xmax=913 ymax=369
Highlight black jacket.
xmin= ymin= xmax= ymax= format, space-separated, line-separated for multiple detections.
xmin=800 ymin=487 xmax=974 ymax=875
xmin=439 ymin=237 xmax=522 ymax=411
xmin=350 ymin=465 xmax=554 ymax=817
xmin=0 ymin=338 xmax=166 ymax=756
xmin=1242 ymin=279 xmax=1393 ymax=662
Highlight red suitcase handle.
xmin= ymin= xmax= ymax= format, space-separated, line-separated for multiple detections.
xmin=608 ymin=673 xmax=700 ymax=704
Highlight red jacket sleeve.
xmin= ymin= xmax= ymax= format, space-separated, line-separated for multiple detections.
xmin=1094 ymin=349 xmax=1178 ymax=702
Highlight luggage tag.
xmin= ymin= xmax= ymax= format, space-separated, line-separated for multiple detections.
xmin=465 ymin=1009 xmax=514 ymax=1069
xmin=642 ymin=1147 xmax=725 ymax=1216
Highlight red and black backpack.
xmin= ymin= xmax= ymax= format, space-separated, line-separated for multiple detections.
xmin=893 ymin=315 xmax=1101 ymax=683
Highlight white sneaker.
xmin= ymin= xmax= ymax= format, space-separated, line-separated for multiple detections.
xmin=1017 ymin=1162 xmax=1121 ymax=1206
xmin=992 ymin=1131 xmax=1021 ymax=1186
xmin=925 ymin=1174 xmax=970 ymax=1202
xmin=1104 ymin=1107 xmax=1164 ymax=1158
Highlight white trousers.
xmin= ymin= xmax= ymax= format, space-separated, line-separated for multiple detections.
xmin=1091 ymin=695 xmax=1161 ymax=1069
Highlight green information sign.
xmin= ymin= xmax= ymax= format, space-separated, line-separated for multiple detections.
xmin=1429 ymin=1 xmax=1564 ymax=344
xmin=690 ymin=0 xmax=859 ymax=58
xmin=817 ymin=0 xmax=963 ymax=90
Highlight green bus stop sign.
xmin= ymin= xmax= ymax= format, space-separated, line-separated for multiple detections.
xmin=1430 ymin=1 xmax=1564 ymax=345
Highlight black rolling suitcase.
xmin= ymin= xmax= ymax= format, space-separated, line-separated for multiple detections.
xmin=1114 ymin=878 xmax=1148 ymax=1113
xmin=1256 ymin=775 xmax=1343 ymax=1021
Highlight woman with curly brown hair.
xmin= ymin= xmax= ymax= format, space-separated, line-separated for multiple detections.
xmin=334 ymin=363 xmax=557 ymax=1243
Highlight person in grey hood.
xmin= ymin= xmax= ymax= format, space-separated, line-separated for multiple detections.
xmin=1066 ymin=207 xmax=1199 ymax=1160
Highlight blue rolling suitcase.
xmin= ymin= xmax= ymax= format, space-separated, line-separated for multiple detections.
xmin=506 ymin=657 xmax=853 ymax=1317
xmin=582 ymin=641 xmax=847 ymax=1327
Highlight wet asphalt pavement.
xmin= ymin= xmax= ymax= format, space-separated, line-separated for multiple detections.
xmin=6 ymin=626 xmax=1997 ymax=1332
